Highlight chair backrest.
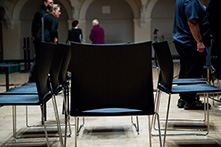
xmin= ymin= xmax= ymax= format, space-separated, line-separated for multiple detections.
xmin=58 ymin=43 xmax=71 ymax=86
xmin=70 ymin=41 xmax=154 ymax=116
xmin=50 ymin=43 xmax=66 ymax=95
xmin=152 ymin=41 xmax=174 ymax=93
xmin=35 ymin=42 xmax=54 ymax=103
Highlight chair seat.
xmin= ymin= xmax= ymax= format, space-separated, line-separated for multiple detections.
xmin=173 ymin=78 xmax=207 ymax=85
xmin=73 ymin=108 xmax=151 ymax=116
xmin=0 ymin=94 xmax=40 ymax=105
xmin=0 ymin=83 xmax=37 ymax=95
xmin=171 ymin=84 xmax=221 ymax=94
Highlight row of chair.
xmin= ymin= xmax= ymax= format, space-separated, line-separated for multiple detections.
xmin=69 ymin=41 xmax=162 ymax=147
xmin=0 ymin=42 xmax=72 ymax=147
xmin=152 ymin=41 xmax=221 ymax=146
xmin=1 ymin=40 xmax=219 ymax=147
xmin=69 ymin=41 xmax=221 ymax=147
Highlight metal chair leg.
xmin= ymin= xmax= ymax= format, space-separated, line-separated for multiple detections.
xmin=12 ymin=105 xmax=50 ymax=146
xmin=148 ymin=116 xmax=152 ymax=147
xmin=62 ymin=89 xmax=72 ymax=136
xmin=155 ymin=112 xmax=162 ymax=147
xmin=12 ymin=106 xmax=17 ymax=138
xmin=52 ymin=95 xmax=64 ymax=147
xmin=77 ymin=117 xmax=85 ymax=136
xmin=163 ymin=93 xmax=171 ymax=147
xmin=152 ymin=90 xmax=209 ymax=136
xmin=131 ymin=116 xmax=140 ymax=135
xmin=40 ymin=105 xmax=50 ymax=147
xmin=151 ymin=89 xmax=161 ymax=131
xmin=75 ymin=117 xmax=78 ymax=147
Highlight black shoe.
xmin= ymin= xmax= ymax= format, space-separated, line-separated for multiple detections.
xmin=184 ymin=101 xmax=211 ymax=110
xmin=177 ymin=98 xmax=186 ymax=108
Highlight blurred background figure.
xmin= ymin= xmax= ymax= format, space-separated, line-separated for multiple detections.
xmin=66 ymin=20 xmax=83 ymax=43
xmin=89 ymin=19 xmax=104 ymax=44
xmin=44 ymin=4 xmax=61 ymax=43
xmin=29 ymin=0 xmax=54 ymax=82
xmin=173 ymin=0 xmax=210 ymax=110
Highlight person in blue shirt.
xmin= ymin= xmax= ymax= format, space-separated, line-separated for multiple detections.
xmin=173 ymin=0 xmax=210 ymax=110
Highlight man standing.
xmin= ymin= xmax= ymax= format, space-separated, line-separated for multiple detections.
xmin=89 ymin=19 xmax=105 ymax=44
xmin=173 ymin=0 xmax=210 ymax=109
xmin=29 ymin=0 xmax=53 ymax=82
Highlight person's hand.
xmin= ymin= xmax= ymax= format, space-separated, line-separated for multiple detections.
xmin=54 ymin=37 xmax=58 ymax=43
xmin=196 ymin=42 xmax=205 ymax=53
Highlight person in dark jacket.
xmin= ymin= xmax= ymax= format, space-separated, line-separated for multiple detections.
xmin=67 ymin=20 xmax=83 ymax=43
xmin=173 ymin=0 xmax=210 ymax=110
xmin=44 ymin=4 xmax=61 ymax=43
xmin=89 ymin=19 xmax=105 ymax=44
xmin=29 ymin=0 xmax=53 ymax=82
xmin=31 ymin=0 xmax=53 ymax=44
xmin=207 ymin=0 xmax=221 ymax=79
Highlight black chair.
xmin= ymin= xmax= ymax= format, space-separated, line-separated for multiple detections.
xmin=3 ymin=43 xmax=71 ymax=144
xmin=0 ymin=42 xmax=63 ymax=147
xmin=49 ymin=43 xmax=73 ymax=146
xmin=152 ymin=41 xmax=221 ymax=147
xmin=58 ymin=43 xmax=72 ymax=141
xmin=58 ymin=43 xmax=71 ymax=112
xmin=153 ymin=41 xmax=208 ymax=85
xmin=69 ymin=41 xmax=162 ymax=147
xmin=152 ymin=41 xmax=209 ymax=129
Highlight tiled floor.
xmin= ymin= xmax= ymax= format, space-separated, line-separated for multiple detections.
xmin=0 ymin=65 xmax=221 ymax=147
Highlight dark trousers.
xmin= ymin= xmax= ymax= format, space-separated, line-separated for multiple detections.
xmin=174 ymin=40 xmax=206 ymax=103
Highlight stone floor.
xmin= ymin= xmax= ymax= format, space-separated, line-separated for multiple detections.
xmin=0 ymin=65 xmax=221 ymax=147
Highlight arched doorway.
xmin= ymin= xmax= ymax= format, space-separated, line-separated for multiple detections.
xmin=85 ymin=0 xmax=134 ymax=44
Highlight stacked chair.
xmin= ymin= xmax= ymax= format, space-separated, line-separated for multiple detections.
xmin=152 ymin=41 xmax=221 ymax=147
xmin=0 ymin=42 xmax=63 ymax=146
xmin=69 ymin=41 xmax=162 ymax=147
xmin=49 ymin=43 xmax=72 ymax=147
xmin=0 ymin=42 xmax=74 ymax=146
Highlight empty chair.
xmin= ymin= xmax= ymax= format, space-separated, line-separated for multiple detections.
xmin=152 ymin=41 xmax=209 ymax=126
xmin=69 ymin=41 xmax=162 ymax=147
xmin=153 ymin=41 xmax=208 ymax=85
xmin=0 ymin=42 xmax=63 ymax=147
xmin=152 ymin=41 xmax=221 ymax=147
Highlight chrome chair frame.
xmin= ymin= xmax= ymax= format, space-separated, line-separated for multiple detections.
xmin=151 ymin=41 xmax=221 ymax=147
xmin=70 ymin=41 xmax=162 ymax=147
xmin=0 ymin=42 xmax=63 ymax=147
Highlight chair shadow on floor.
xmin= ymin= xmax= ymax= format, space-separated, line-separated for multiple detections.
xmin=166 ymin=139 xmax=221 ymax=147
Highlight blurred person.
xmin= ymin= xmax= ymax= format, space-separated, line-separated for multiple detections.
xmin=29 ymin=0 xmax=54 ymax=82
xmin=44 ymin=4 xmax=61 ymax=43
xmin=89 ymin=19 xmax=104 ymax=44
xmin=173 ymin=0 xmax=210 ymax=109
xmin=66 ymin=20 xmax=83 ymax=43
